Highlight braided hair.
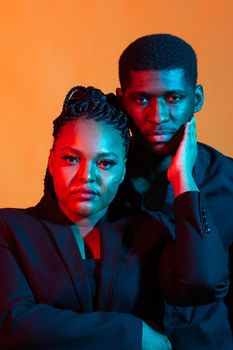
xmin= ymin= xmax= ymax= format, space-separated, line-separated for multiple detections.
xmin=44 ymin=86 xmax=131 ymax=194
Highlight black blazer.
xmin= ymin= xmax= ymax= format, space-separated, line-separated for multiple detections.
xmin=0 ymin=191 xmax=228 ymax=349
xmin=119 ymin=142 xmax=233 ymax=349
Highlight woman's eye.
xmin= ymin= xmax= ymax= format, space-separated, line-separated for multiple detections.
xmin=98 ymin=159 xmax=116 ymax=169
xmin=61 ymin=155 xmax=79 ymax=165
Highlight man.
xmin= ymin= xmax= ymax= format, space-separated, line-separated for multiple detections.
xmin=116 ymin=34 xmax=233 ymax=349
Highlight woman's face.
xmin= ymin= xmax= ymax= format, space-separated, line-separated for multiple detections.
xmin=49 ymin=119 xmax=126 ymax=222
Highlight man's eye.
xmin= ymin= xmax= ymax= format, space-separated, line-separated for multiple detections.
xmin=166 ymin=95 xmax=183 ymax=104
xmin=97 ymin=159 xmax=116 ymax=169
xmin=61 ymin=155 xmax=79 ymax=165
xmin=132 ymin=95 xmax=149 ymax=106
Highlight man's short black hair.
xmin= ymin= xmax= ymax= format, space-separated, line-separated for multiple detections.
xmin=119 ymin=34 xmax=197 ymax=89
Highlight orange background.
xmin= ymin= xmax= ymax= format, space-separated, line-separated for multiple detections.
xmin=0 ymin=0 xmax=232 ymax=207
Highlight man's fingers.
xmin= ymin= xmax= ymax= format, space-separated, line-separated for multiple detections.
xmin=183 ymin=118 xmax=196 ymax=144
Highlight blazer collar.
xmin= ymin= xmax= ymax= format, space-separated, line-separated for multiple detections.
xmin=31 ymin=193 xmax=127 ymax=312
xmin=41 ymin=219 xmax=94 ymax=312
xmin=96 ymin=216 xmax=126 ymax=311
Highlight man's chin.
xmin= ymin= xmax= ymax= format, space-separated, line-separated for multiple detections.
xmin=149 ymin=141 xmax=175 ymax=156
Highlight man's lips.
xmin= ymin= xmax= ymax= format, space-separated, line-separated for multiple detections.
xmin=145 ymin=130 xmax=174 ymax=142
xmin=145 ymin=129 xmax=175 ymax=136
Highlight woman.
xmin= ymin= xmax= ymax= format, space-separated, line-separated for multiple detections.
xmin=0 ymin=87 xmax=228 ymax=350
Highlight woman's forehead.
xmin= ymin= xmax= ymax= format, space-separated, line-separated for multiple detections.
xmin=54 ymin=119 xmax=125 ymax=157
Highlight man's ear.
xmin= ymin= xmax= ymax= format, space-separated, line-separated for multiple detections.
xmin=194 ymin=84 xmax=204 ymax=113
xmin=48 ymin=149 xmax=54 ymax=176
xmin=116 ymin=87 xmax=123 ymax=98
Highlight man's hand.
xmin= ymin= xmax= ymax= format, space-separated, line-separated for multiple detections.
xmin=142 ymin=321 xmax=172 ymax=350
xmin=167 ymin=118 xmax=199 ymax=197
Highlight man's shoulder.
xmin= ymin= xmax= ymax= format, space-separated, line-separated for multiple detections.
xmin=197 ymin=142 xmax=233 ymax=171
xmin=195 ymin=142 xmax=233 ymax=194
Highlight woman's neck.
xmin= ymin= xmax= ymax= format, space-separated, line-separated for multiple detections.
xmin=58 ymin=203 xmax=107 ymax=232
xmin=61 ymin=206 xmax=106 ymax=260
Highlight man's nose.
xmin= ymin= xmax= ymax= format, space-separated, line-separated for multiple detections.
xmin=77 ymin=161 xmax=96 ymax=182
xmin=147 ymin=98 xmax=169 ymax=124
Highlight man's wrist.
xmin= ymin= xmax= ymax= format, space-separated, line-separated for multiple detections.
xmin=170 ymin=172 xmax=199 ymax=197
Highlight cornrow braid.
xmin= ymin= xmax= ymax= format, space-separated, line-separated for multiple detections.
xmin=53 ymin=86 xmax=130 ymax=149
xmin=44 ymin=86 xmax=131 ymax=194
xmin=62 ymin=86 xmax=107 ymax=111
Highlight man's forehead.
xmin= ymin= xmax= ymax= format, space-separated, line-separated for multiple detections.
xmin=125 ymin=68 xmax=187 ymax=91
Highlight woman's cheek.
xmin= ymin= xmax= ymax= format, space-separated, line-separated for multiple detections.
xmin=103 ymin=173 xmax=124 ymax=198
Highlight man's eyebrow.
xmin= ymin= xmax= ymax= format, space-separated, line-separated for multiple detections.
xmin=60 ymin=146 xmax=81 ymax=154
xmin=128 ymin=89 xmax=186 ymax=95
xmin=60 ymin=147 xmax=119 ymax=158
xmin=164 ymin=89 xmax=186 ymax=94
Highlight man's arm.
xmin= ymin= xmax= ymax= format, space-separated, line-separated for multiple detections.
xmin=159 ymin=191 xmax=229 ymax=305
xmin=159 ymin=119 xmax=229 ymax=304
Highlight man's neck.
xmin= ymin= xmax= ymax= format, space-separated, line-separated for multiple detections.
xmin=131 ymin=140 xmax=171 ymax=175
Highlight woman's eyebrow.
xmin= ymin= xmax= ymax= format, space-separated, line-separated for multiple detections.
xmin=60 ymin=147 xmax=119 ymax=158
xmin=97 ymin=152 xmax=119 ymax=159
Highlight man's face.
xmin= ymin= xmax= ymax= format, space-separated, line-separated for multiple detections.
xmin=118 ymin=68 xmax=203 ymax=155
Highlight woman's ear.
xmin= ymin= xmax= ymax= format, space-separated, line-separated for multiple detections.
xmin=48 ymin=149 xmax=54 ymax=176
xmin=194 ymin=84 xmax=204 ymax=113
xmin=120 ymin=159 xmax=127 ymax=184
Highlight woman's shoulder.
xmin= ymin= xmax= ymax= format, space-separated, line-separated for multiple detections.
xmin=0 ymin=205 xmax=44 ymax=242
xmin=0 ymin=207 xmax=32 ymax=223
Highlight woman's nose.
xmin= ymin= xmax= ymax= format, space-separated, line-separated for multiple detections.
xmin=77 ymin=161 xmax=96 ymax=182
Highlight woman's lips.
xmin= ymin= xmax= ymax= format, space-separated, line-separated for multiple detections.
xmin=74 ymin=192 xmax=98 ymax=200
xmin=71 ymin=187 xmax=100 ymax=200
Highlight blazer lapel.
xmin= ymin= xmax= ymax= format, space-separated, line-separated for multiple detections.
xmin=97 ymin=217 xmax=126 ymax=311
xmin=42 ymin=220 xmax=93 ymax=312
xmin=34 ymin=194 xmax=127 ymax=312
